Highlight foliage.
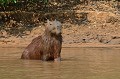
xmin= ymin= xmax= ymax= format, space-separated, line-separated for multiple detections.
xmin=0 ymin=0 xmax=17 ymax=6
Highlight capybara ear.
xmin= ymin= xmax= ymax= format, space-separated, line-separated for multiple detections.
xmin=54 ymin=19 xmax=57 ymax=22
xmin=47 ymin=19 xmax=50 ymax=24
xmin=46 ymin=19 xmax=54 ymax=31
xmin=47 ymin=19 xmax=53 ymax=27
xmin=46 ymin=19 xmax=50 ymax=27
xmin=46 ymin=19 xmax=50 ymax=29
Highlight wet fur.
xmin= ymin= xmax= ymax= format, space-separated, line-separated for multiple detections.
xmin=21 ymin=20 xmax=62 ymax=61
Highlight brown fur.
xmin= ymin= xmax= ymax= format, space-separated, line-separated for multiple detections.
xmin=21 ymin=20 xmax=62 ymax=61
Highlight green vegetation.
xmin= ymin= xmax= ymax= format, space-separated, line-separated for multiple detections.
xmin=0 ymin=0 xmax=16 ymax=6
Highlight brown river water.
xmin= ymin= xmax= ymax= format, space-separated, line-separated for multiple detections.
xmin=0 ymin=47 xmax=120 ymax=79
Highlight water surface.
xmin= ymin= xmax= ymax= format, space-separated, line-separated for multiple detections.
xmin=0 ymin=47 xmax=120 ymax=79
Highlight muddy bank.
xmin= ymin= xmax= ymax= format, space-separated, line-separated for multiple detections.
xmin=0 ymin=21 xmax=120 ymax=48
xmin=0 ymin=12 xmax=120 ymax=48
xmin=0 ymin=1 xmax=120 ymax=48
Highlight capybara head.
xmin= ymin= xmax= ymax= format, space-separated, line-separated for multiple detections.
xmin=46 ymin=19 xmax=62 ymax=35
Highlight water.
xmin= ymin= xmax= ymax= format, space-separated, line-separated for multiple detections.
xmin=0 ymin=47 xmax=120 ymax=79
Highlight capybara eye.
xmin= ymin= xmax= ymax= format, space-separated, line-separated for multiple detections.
xmin=50 ymin=23 xmax=52 ymax=25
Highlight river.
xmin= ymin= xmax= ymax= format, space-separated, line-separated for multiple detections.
xmin=0 ymin=47 xmax=120 ymax=79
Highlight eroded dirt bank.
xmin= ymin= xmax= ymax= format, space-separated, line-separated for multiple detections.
xmin=0 ymin=1 xmax=120 ymax=48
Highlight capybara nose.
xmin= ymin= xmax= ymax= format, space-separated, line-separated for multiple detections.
xmin=56 ymin=29 xmax=62 ymax=35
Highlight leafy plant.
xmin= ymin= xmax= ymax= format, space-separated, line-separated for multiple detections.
xmin=0 ymin=0 xmax=17 ymax=6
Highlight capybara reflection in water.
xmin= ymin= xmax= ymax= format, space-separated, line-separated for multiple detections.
xmin=21 ymin=19 xmax=62 ymax=61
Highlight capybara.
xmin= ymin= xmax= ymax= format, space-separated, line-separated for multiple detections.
xmin=21 ymin=19 xmax=62 ymax=61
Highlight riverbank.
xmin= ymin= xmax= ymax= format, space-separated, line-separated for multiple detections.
xmin=0 ymin=1 xmax=120 ymax=48
xmin=0 ymin=23 xmax=120 ymax=48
